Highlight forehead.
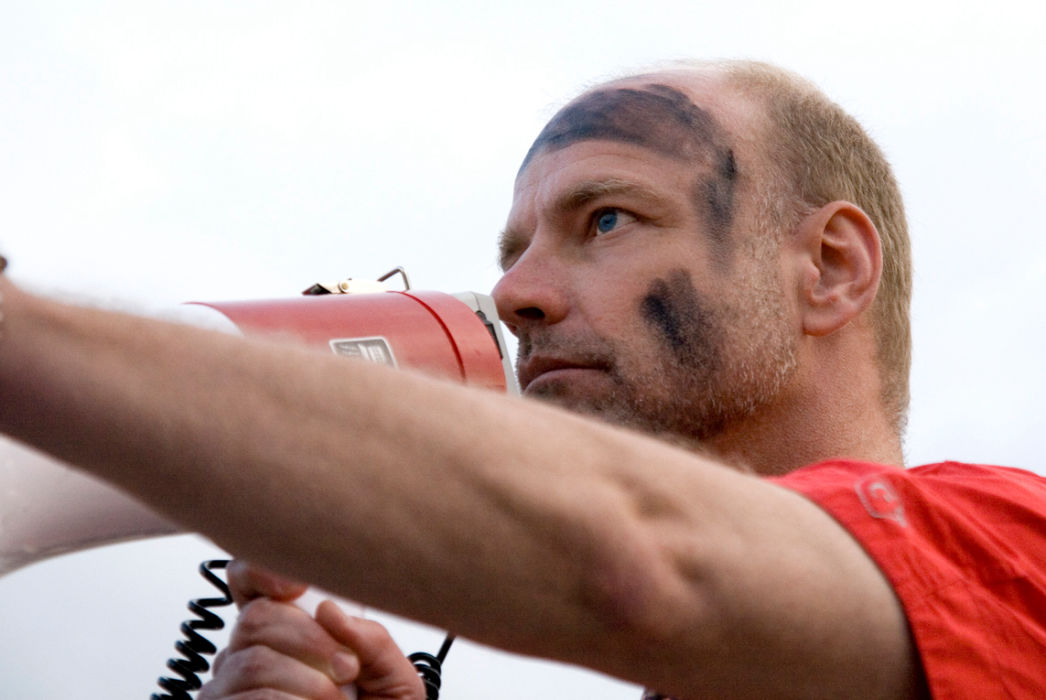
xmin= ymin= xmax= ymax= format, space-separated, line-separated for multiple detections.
xmin=518 ymin=81 xmax=731 ymax=174
xmin=507 ymin=79 xmax=744 ymax=262
xmin=511 ymin=139 xmax=695 ymax=213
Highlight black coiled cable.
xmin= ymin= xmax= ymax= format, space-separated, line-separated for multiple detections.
xmin=152 ymin=559 xmax=233 ymax=700
xmin=409 ymin=633 xmax=455 ymax=700
xmin=152 ymin=559 xmax=454 ymax=699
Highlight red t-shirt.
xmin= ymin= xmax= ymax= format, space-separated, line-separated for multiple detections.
xmin=772 ymin=460 xmax=1046 ymax=698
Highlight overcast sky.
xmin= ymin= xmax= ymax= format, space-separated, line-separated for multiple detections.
xmin=1 ymin=2 xmax=1044 ymax=698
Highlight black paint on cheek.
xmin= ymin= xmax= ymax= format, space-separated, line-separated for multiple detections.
xmin=518 ymin=84 xmax=722 ymax=172
xmin=639 ymin=269 xmax=719 ymax=373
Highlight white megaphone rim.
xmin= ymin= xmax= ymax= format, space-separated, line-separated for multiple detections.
xmin=0 ymin=435 xmax=181 ymax=577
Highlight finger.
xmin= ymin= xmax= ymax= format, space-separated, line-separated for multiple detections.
xmin=228 ymin=597 xmax=351 ymax=678
xmin=200 ymin=693 xmax=304 ymax=700
xmin=227 ymin=559 xmax=309 ymax=607
xmin=199 ymin=692 xmax=303 ymax=700
xmin=198 ymin=643 xmax=351 ymax=700
xmin=227 ymin=597 xmax=363 ymax=687
xmin=211 ymin=646 xmax=229 ymax=676
xmin=200 ymin=689 xmax=306 ymax=700
xmin=316 ymin=602 xmax=424 ymax=699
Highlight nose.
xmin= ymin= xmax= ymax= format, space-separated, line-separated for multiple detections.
xmin=492 ymin=247 xmax=570 ymax=336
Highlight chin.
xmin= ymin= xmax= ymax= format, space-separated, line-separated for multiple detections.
xmin=527 ymin=385 xmax=639 ymax=429
xmin=525 ymin=381 xmax=610 ymax=416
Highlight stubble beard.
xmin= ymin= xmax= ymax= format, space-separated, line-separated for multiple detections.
xmin=518 ymin=267 xmax=798 ymax=449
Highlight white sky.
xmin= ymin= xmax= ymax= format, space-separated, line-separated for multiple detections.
xmin=1 ymin=1 xmax=1044 ymax=698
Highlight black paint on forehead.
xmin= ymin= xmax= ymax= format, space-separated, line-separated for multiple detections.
xmin=519 ymin=84 xmax=722 ymax=170
xmin=519 ymin=83 xmax=739 ymax=258
xmin=695 ymin=147 xmax=738 ymax=250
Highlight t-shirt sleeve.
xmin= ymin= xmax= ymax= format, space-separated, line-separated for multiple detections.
xmin=770 ymin=460 xmax=1046 ymax=699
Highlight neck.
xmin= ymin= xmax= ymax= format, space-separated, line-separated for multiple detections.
xmin=700 ymin=343 xmax=904 ymax=477
xmin=704 ymin=401 xmax=904 ymax=477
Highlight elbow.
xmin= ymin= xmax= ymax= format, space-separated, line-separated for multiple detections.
xmin=573 ymin=517 xmax=718 ymax=657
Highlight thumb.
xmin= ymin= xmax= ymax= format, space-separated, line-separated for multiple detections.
xmin=226 ymin=559 xmax=309 ymax=607
xmin=317 ymin=602 xmax=425 ymax=700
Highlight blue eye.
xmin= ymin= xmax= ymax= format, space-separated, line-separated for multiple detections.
xmin=593 ymin=208 xmax=637 ymax=235
xmin=595 ymin=209 xmax=620 ymax=234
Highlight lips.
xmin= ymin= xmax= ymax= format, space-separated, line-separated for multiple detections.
xmin=516 ymin=355 xmax=610 ymax=393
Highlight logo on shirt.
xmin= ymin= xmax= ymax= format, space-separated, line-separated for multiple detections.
xmin=855 ymin=475 xmax=907 ymax=526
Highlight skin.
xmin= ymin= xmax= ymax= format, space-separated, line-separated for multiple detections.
xmin=518 ymin=83 xmax=738 ymax=256
xmin=496 ymin=81 xmax=801 ymax=460
xmin=199 ymin=563 xmax=424 ymax=700
xmin=0 ymin=69 xmax=923 ymax=698
xmin=497 ymin=72 xmax=902 ymax=472
xmin=205 ymin=72 xmax=917 ymax=698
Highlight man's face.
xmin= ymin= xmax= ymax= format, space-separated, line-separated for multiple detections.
xmin=492 ymin=80 xmax=799 ymax=447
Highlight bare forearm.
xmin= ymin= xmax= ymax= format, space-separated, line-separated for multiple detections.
xmin=0 ymin=282 xmax=921 ymax=697
xmin=0 ymin=283 xmax=659 ymax=654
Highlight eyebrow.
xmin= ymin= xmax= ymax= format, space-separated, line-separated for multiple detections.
xmin=497 ymin=178 xmax=671 ymax=270
xmin=555 ymin=177 xmax=667 ymax=212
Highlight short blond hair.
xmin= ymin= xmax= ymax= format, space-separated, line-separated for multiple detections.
xmin=705 ymin=61 xmax=913 ymax=435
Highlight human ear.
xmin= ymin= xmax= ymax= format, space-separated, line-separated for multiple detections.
xmin=794 ymin=201 xmax=883 ymax=337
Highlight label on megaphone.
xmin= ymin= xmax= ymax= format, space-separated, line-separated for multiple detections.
xmin=186 ymin=290 xmax=518 ymax=393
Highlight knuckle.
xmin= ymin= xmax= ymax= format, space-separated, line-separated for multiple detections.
xmin=233 ymin=598 xmax=284 ymax=638
xmin=226 ymin=559 xmax=257 ymax=607
xmin=210 ymin=647 xmax=229 ymax=675
xmin=224 ymin=644 xmax=283 ymax=679
xmin=199 ymin=646 xmax=286 ymax=699
xmin=230 ymin=691 xmax=287 ymax=700
xmin=225 ymin=599 xmax=340 ymax=667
